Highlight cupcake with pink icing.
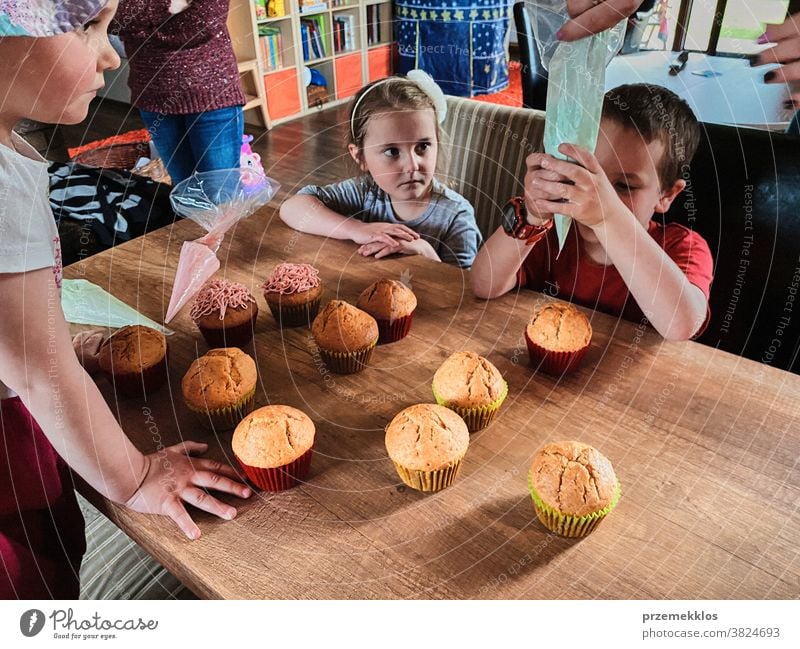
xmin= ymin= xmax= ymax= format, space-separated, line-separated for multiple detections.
xmin=262 ymin=262 xmax=323 ymax=328
xmin=190 ymin=278 xmax=259 ymax=348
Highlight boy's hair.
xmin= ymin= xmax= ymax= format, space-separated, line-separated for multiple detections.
xmin=346 ymin=75 xmax=448 ymax=174
xmin=602 ymin=84 xmax=700 ymax=188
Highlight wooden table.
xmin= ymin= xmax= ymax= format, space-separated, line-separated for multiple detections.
xmin=65 ymin=212 xmax=800 ymax=600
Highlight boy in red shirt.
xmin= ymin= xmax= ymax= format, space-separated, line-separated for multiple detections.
xmin=471 ymin=84 xmax=713 ymax=340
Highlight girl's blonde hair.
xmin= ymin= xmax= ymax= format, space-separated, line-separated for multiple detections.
xmin=346 ymin=75 xmax=449 ymax=174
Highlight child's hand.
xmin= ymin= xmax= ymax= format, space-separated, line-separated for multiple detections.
xmin=358 ymin=237 xmax=439 ymax=262
xmin=351 ymin=221 xmax=420 ymax=246
xmin=72 ymin=329 xmax=105 ymax=375
xmin=524 ymin=153 xmax=566 ymax=224
xmin=125 ymin=441 xmax=252 ymax=540
xmin=526 ymin=144 xmax=628 ymax=229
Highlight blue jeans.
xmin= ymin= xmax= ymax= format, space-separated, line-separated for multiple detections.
xmin=139 ymin=105 xmax=244 ymax=185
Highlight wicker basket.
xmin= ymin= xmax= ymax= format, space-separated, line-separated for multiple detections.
xmin=72 ymin=140 xmax=150 ymax=170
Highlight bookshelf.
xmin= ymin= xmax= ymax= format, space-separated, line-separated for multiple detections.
xmin=229 ymin=0 xmax=395 ymax=128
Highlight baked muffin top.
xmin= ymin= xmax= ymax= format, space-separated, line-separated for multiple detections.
xmin=232 ymin=405 xmax=315 ymax=468
xmin=526 ymin=303 xmax=592 ymax=353
xmin=98 ymin=325 xmax=167 ymax=373
xmin=190 ymin=278 xmax=257 ymax=324
xmin=181 ymin=348 xmax=257 ymax=410
xmin=311 ymin=300 xmax=379 ymax=353
xmin=385 ymin=404 xmax=469 ymax=471
xmin=356 ymin=278 xmax=417 ymax=321
xmin=432 ymin=351 xmax=507 ymax=409
xmin=528 ymin=440 xmax=618 ymax=517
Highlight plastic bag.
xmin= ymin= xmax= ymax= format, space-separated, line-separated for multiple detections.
xmin=62 ymin=279 xmax=174 ymax=334
xmin=165 ymin=168 xmax=280 ymax=322
xmin=526 ymin=0 xmax=625 ymax=250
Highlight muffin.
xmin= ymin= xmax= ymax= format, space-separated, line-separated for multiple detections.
xmin=97 ymin=325 xmax=168 ymax=398
xmin=311 ymin=300 xmax=379 ymax=374
xmin=232 ymin=405 xmax=315 ymax=491
xmin=527 ymin=440 xmax=621 ymax=537
xmin=181 ymin=348 xmax=257 ymax=431
xmin=356 ymin=278 xmax=417 ymax=344
xmin=431 ymin=351 xmax=508 ymax=432
xmin=262 ymin=262 xmax=323 ymax=328
xmin=385 ymin=404 xmax=469 ymax=492
xmin=525 ymin=302 xmax=592 ymax=375
xmin=190 ymin=278 xmax=258 ymax=348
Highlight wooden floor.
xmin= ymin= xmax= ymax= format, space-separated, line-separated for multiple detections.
xmin=54 ymin=97 xmax=355 ymax=195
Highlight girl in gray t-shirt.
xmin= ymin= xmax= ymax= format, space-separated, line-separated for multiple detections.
xmin=280 ymin=72 xmax=481 ymax=268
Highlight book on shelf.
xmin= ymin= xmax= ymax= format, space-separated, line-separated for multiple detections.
xmin=258 ymin=26 xmax=283 ymax=71
xmin=366 ymin=4 xmax=382 ymax=46
xmin=300 ymin=0 xmax=327 ymax=13
xmin=300 ymin=16 xmax=327 ymax=60
xmin=253 ymin=0 xmax=267 ymax=21
xmin=333 ymin=14 xmax=355 ymax=53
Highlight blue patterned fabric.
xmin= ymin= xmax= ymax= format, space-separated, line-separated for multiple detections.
xmin=396 ymin=0 xmax=510 ymax=97
xmin=0 ymin=0 xmax=106 ymax=37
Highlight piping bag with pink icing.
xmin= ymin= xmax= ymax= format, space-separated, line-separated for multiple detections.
xmin=165 ymin=168 xmax=280 ymax=323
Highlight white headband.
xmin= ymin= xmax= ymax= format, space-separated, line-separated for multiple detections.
xmin=349 ymin=69 xmax=448 ymax=141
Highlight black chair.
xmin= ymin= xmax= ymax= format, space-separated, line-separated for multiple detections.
xmin=665 ymin=123 xmax=800 ymax=373
xmin=513 ymin=1 xmax=548 ymax=110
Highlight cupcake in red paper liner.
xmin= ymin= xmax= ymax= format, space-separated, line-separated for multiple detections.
xmin=262 ymin=262 xmax=323 ymax=328
xmin=356 ymin=278 xmax=417 ymax=344
xmin=527 ymin=440 xmax=621 ymax=537
xmin=181 ymin=348 xmax=257 ymax=431
xmin=97 ymin=325 xmax=168 ymax=398
xmin=525 ymin=302 xmax=592 ymax=375
xmin=385 ymin=404 xmax=469 ymax=492
xmin=232 ymin=405 xmax=315 ymax=491
xmin=311 ymin=300 xmax=378 ymax=374
xmin=190 ymin=278 xmax=258 ymax=348
xmin=431 ymin=351 xmax=508 ymax=432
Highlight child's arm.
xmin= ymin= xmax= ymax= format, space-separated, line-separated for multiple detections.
xmin=0 ymin=269 xmax=251 ymax=539
xmin=280 ymin=192 xmax=419 ymax=247
xmin=470 ymin=228 xmax=536 ymax=298
xmin=528 ymin=145 xmax=708 ymax=340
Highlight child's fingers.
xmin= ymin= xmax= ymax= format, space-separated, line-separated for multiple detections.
xmin=192 ymin=457 xmax=251 ymax=487
xmin=191 ymin=470 xmax=251 ymax=499
xmin=525 ymin=152 xmax=551 ymax=170
xmin=169 ymin=440 xmax=209 ymax=457
xmin=764 ymin=59 xmax=800 ymax=84
xmin=557 ymin=143 xmax=602 ymax=174
xmin=394 ymin=225 xmax=419 ymax=240
xmin=763 ymin=13 xmax=800 ymax=44
xmin=373 ymin=245 xmax=398 ymax=259
xmin=163 ymin=498 xmax=202 ymax=540
xmin=180 ymin=486 xmax=238 ymax=521
xmin=531 ymin=198 xmax=577 ymax=217
xmin=752 ymin=39 xmax=800 ymax=66
xmin=529 ymin=168 xmax=565 ymax=183
xmin=539 ymin=155 xmax=589 ymax=184
xmin=529 ymin=178 xmax=574 ymax=202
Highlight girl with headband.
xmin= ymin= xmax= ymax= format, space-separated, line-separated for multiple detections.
xmin=0 ymin=0 xmax=251 ymax=598
xmin=280 ymin=71 xmax=482 ymax=268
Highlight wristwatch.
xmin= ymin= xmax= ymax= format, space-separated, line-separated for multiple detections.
xmin=501 ymin=196 xmax=553 ymax=245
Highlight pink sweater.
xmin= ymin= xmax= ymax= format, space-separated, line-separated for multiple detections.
xmin=113 ymin=0 xmax=245 ymax=114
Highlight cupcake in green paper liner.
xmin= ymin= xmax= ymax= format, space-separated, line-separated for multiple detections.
xmin=527 ymin=441 xmax=621 ymax=538
xmin=181 ymin=348 xmax=257 ymax=431
xmin=431 ymin=351 xmax=508 ymax=432
xmin=385 ymin=404 xmax=469 ymax=492
xmin=311 ymin=300 xmax=378 ymax=374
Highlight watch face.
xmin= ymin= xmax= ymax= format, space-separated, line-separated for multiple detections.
xmin=501 ymin=201 xmax=520 ymax=234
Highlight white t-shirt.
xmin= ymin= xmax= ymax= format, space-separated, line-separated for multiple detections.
xmin=0 ymin=132 xmax=62 ymax=399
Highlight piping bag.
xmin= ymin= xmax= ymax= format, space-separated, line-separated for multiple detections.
xmin=165 ymin=168 xmax=280 ymax=323
xmin=527 ymin=0 xmax=625 ymax=251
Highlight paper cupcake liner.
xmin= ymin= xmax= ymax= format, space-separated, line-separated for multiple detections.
xmin=187 ymin=388 xmax=256 ymax=432
xmin=198 ymin=310 xmax=257 ymax=348
xmin=432 ymin=380 xmax=508 ymax=433
xmin=524 ymin=330 xmax=589 ymax=375
xmin=105 ymin=354 xmax=169 ymax=399
xmin=318 ymin=339 xmax=377 ymax=374
xmin=375 ymin=312 xmax=414 ymax=345
xmin=266 ymin=295 xmax=322 ymax=328
xmin=234 ymin=446 xmax=314 ymax=492
xmin=391 ymin=457 xmax=463 ymax=492
xmin=527 ymin=471 xmax=621 ymax=538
